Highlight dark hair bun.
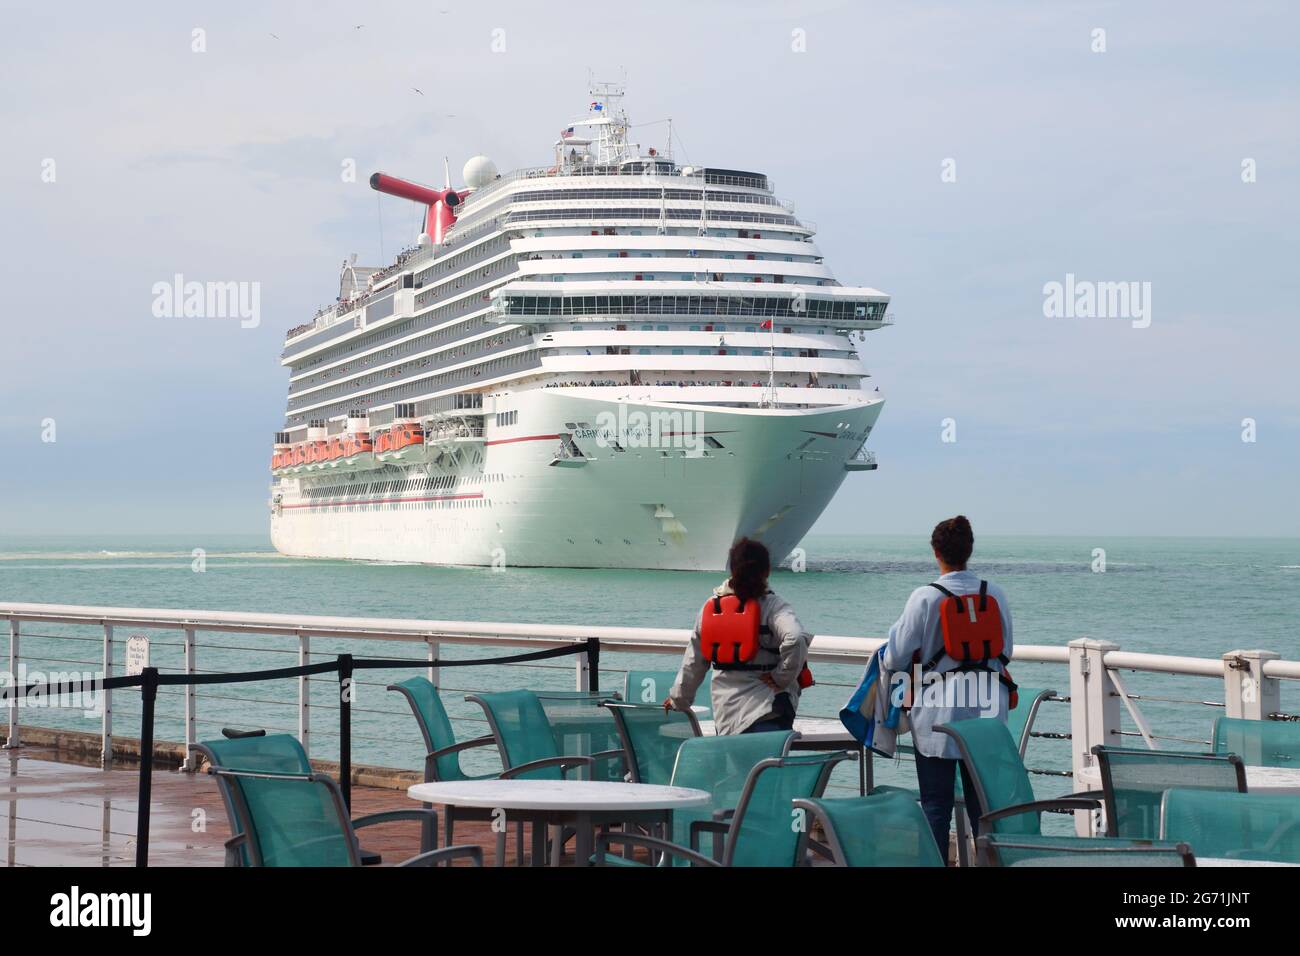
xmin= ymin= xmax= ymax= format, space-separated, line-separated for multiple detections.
xmin=931 ymin=516 xmax=975 ymax=568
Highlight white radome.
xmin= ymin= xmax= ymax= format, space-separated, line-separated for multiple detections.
xmin=462 ymin=155 xmax=498 ymax=189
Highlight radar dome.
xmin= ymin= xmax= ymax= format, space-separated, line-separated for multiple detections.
xmin=462 ymin=155 xmax=498 ymax=189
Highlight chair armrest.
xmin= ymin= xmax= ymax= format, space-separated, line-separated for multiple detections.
xmin=980 ymin=797 xmax=1100 ymax=827
xmin=500 ymin=755 xmax=593 ymax=779
xmin=352 ymin=808 xmax=439 ymax=831
xmin=690 ymin=818 xmax=732 ymax=861
xmin=595 ymin=832 xmax=721 ymax=868
xmin=398 ymin=844 xmax=484 ymax=868
xmin=223 ymin=834 xmax=248 ymax=867
xmin=428 ymin=735 xmax=498 ymax=762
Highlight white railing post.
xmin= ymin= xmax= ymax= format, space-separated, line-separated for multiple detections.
xmin=6 ymin=619 xmax=19 ymax=748
xmin=1068 ymin=638 xmax=1121 ymax=836
xmin=426 ymin=639 xmax=440 ymax=689
xmin=576 ymin=642 xmax=591 ymax=692
xmin=182 ymin=627 xmax=198 ymax=771
xmin=298 ymin=632 xmax=311 ymax=757
xmin=1222 ymin=650 xmax=1280 ymax=721
xmin=101 ymin=623 xmax=114 ymax=768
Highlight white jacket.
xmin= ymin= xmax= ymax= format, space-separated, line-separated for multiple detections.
xmin=669 ymin=581 xmax=810 ymax=735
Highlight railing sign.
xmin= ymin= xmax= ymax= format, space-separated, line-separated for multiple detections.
xmin=125 ymin=635 xmax=150 ymax=677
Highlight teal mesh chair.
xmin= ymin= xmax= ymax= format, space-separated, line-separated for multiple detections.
xmin=192 ymin=732 xmax=342 ymax=866
xmin=978 ymin=834 xmax=1194 ymax=867
xmin=880 ymin=687 xmax=1057 ymax=864
xmin=466 ymin=690 xmax=624 ymax=780
xmin=793 ymin=791 xmax=945 ymax=867
xmin=605 ymin=702 xmax=702 ymax=785
xmin=388 ymin=677 xmax=501 ymax=846
xmin=595 ymin=750 xmax=853 ymax=867
xmin=535 ymin=690 xmax=626 ymax=782
xmin=1212 ymin=717 xmax=1300 ymax=768
xmin=1161 ymin=789 xmax=1300 ymax=863
xmin=937 ymin=719 xmax=1100 ymax=837
xmin=210 ymin=767 xmax=482 ymax=868
xmin=467 ymin=690 xmax=626 ymax=865
xmin=622 ymin=669 xmax=712 ymax=717
xmin=666 ymin=730 xmax=797 ymax=861
xmin=1091 ymin=745 xmax=1245 ymax=839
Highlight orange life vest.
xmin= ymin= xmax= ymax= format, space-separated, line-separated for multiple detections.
xmin=699 ymin=593 xmax=815 ymax=688
xmin=925 ymin=580 xmax=1017 ymax=708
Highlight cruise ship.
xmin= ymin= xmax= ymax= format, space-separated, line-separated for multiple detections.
xmin=269 ymin=85 xmax=892 ymax=570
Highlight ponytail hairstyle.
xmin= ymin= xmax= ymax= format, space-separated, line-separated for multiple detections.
xmin=727 ymin=537 xmax=771 ymax=604
xmin=930 ymin=515 xmax=974 ymax=569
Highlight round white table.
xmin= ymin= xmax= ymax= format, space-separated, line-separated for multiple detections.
xmin=698 ymin=716 xmax=854 ymax=745
xmin=1075 ymin=763 xmax=1300 ymax=794
xmin=407 ymin=779 xmax=710 ymax=867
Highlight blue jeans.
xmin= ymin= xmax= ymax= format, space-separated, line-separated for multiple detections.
xmin=914 ymin=752 xmax=983 ymax=860
xmin=742 ymin=692 xmax=795 ymax=734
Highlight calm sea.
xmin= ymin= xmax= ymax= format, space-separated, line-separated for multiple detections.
xmin=2 ymin=533 xmax=1296 ymax=801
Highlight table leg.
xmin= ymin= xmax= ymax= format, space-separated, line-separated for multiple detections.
xmin=573 ymin=813 xmax=594 ymax=867
xmin=530 ymin=820 xmax=546 ymax=867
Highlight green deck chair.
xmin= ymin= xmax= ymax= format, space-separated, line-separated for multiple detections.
xmin=596 ymin=749 xmax=853 ymax=867
xmin=792 ymin=791 xmax=945 ymax=867
xmin=937 ymin=718 xmax=1100 ymax=838
xmin=889 ymin=686 xmax=1058 ymax=863
xmin=466 ymin=689 xmax=626 ymax=864
xmin=977 ymin=834 xmax=1194 ymax=867
xmin=1161 ymin=789 xmax=1300 ymax=863
xmin=210 ymin=766 xmax=482 ymax=867
xmin=622 ymin=668 xmax=712 ymax=718
xmin=1212 ymin=717 xmax=1300 ymax=768
xmin=605 ymin=702 xmax=702 ymax=785
xmin=535 ymin=690 xmax=626 ymax=782
xmin=387 ymin=677 xmax=501 ymax=846
xmin=1091 ymin=745 xmax=1246 ymax=839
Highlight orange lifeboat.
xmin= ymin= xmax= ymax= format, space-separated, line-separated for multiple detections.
xmin=390 ymin=422 xmax=425 ymax=451
xmin=374 ymin=430 xmax=392 ymax=454
xmin=353 ymin=432 xmax=373 ymax=453
xmin=327 ymin=436 xmax=345 ymax=460
xmin=293 ymin=445 xmax=307 ymax=466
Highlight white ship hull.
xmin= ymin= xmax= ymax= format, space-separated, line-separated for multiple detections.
xmin=270 ymin=391 xmax=882 ymax=571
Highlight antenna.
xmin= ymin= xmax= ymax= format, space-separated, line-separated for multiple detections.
xmin=443 ymin=156 xmax=451 ymax=189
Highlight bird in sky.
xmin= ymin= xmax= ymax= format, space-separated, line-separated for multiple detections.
xmin=412 ymin=87 xmax=424 ymax=96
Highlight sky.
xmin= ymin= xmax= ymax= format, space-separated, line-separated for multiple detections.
xmin=1 ymin=1 xmax=1297 ymax=540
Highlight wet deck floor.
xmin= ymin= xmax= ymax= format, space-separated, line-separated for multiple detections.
xmin=0 ymin=747 xmax=522 ymax=867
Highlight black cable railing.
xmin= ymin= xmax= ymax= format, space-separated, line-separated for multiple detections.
xmin=0 ymin=638 xmax=600 ymax=867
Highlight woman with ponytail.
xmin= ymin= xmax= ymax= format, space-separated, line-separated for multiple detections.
xmin=666 ymin=537 xmax=811 ymax=734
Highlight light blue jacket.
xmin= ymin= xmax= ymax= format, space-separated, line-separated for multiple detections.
xmin=882 ymin=570 xmax=1013 ymax=759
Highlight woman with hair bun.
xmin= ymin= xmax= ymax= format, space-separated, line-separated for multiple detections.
xmin=666 ymin=537 xmax=811 ymax=735
xmin=883 ymin=515 xmax=1015 ymax=861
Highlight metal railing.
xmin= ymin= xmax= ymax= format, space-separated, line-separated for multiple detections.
xmin=2 ymin=603 xmax=1296 ymax=837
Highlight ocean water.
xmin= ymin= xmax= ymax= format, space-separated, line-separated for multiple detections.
xmin=1 ymin=533 xmax=1296 ymax=803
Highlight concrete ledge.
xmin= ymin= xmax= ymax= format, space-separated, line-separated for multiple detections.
xmin=0 ymin=722 xmax=420 ymax=790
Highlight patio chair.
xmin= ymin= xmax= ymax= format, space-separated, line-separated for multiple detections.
xmin=595 ymin=749 xmax=853 ymax=867
xmin=1212 ymin=716 xmax=1300 ymax=769
xmin=1160 ymin=789 xmax=1300 ymax=863
xmin=1091 ymin=745 xmax=1246 ymax=839
xmin=622 ymin=668 xmax=712 ymax=718
xmin=977 ymin=833 xmax=1195 ymax=867
xmin=387 ymin=677 xmax=501 ymax=846
xmin=192 ymin=731 xmax=386 ymax=866
xmin=209 ymin=766 xmax=482 ymax=868
xmin=604 ymin=701 xmax=702 ymax=785
xmin=466 ymin=689 xmax=626 ymax=864
xmin=888 ymin=686 xmax=1058 ymax=863
xmin=534 ymin=690 xmax=626 ymax=782
xmin=936 ymin=718 xmax=1101 ymax=838
xmin=792 ymin=791 xmax=945 ymax=867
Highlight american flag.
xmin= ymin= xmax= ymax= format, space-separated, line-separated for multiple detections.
xmin=560 ymin=127 xmax=575 ymax=139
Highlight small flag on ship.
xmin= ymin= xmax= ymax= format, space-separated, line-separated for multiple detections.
xmin=760 ymin=319 xmax=773 ymax=330
xmin=561 ymin=127 xmax=574 ymax=138
xmin=590 ymin=102 xmax=603 ymax=111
